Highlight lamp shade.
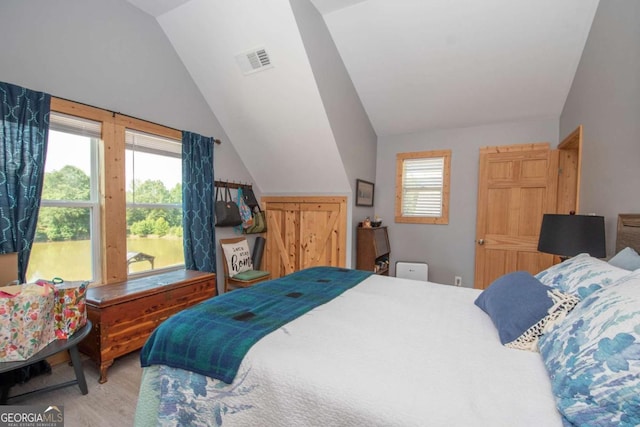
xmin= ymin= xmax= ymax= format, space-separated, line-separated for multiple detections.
xmin=537 ymin=214 xmax=606 ymax=258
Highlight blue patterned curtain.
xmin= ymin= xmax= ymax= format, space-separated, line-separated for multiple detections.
xmin=0 ymin=82 xmax=51 ymax=282
xmin=182 ymin=131 xmax=216 ymax=272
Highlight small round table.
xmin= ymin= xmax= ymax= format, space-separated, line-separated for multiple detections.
xmin=0 ymin=320 xmax=92 ymax=404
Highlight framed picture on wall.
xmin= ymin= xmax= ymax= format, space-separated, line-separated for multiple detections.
xmin=356 ymin=179 xmax=375 ymax=206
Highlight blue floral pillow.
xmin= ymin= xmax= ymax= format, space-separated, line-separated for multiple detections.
xmin=536 ymin=253 xmax=630 ymax=299
xmin=538 ymin=271 xmax=640 ymax=426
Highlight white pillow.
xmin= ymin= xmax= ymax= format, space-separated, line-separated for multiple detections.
xmin=608 ymin=246 xmax=640 ymax=271
xmin=221 ymin=240 xmax=253 ymax=277
xmin=535 ymin=253 xmax=631 ymax=299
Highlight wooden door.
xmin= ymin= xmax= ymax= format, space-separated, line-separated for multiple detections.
xmin=263 ymin=196 xmax=346 ymax=279
xmin=474 ymin=144 xmax=558 ymax=289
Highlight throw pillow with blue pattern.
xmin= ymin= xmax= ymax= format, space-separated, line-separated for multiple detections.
xmin=538 ymin=271 xmax=640 ymax=426
xmin=536 ymin=253 xmax=630 ymax=299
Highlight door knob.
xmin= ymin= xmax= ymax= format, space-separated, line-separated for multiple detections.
xmin=477 ymin=239 xmax=485 ymax=245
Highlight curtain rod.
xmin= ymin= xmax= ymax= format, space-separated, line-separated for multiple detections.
xmin=52 ymin=95 xmax=221 ymax=145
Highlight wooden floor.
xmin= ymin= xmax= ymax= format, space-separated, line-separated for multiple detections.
xmin=6 ymin=350 xmax=142 ymax=427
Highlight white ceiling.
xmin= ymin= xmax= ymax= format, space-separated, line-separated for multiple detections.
xmin=314 ymin=0 xmax=599 ymax=135
xmin=126 ymin=0 xmax=599 ymax=191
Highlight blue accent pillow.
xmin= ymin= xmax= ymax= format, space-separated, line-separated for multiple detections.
xmin=475 ymin=271 xmax=579 ymax=350
xmin=608 ymin=246 xmax=640 ymax=271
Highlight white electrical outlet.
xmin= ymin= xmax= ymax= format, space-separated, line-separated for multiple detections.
xmin=454 ymin=276 xmax=462 ymax=287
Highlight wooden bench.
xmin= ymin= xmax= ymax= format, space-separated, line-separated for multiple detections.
xmin=78 ymin=269 xmax=216 ymax=383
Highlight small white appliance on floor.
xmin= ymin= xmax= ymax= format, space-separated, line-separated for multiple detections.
xmin=395 ymin=261 xmax=429 ymax=281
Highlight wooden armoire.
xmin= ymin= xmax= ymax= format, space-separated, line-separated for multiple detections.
xmin=262 ymin=196 xmax=347 ymax=279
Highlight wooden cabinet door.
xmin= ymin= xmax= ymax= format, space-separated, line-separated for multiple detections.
xmin=263 ymin=196 xmax=346 ymax=279
xmin=264 ymin=201 xmax=299 ymax=278
xmin=298 ymin=201 xmax=343 ymax=270
xmin=474 ymin=144 xmax=558 ymax=289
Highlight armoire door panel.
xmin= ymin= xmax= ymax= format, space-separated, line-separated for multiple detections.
xmin=265 ymin=208 xmax=297 ymax=277
xmin=299 ymin=206 xmax=340 ymax=269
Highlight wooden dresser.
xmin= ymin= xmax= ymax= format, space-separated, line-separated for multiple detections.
xmin=78 ymin=269 xmax=216 ymax=383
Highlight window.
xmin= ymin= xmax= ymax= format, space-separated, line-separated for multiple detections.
xmin=125 ymin=129 xmax=184 ymax=275
xmin=27 ymin=97 xmax=185 ymax=285
xmin=27 ymin=113 xmax=101 ymax=282
xmin=395 ymin=149 xmax=451 ymax=224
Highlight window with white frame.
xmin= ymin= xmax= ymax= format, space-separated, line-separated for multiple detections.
xmin=395 ymin=149 xmax=451 ymax=224
xmin=125 ymin=129 xmax=184 ymax=275
xmin=27 ymin=113 xmax=101 ymax=282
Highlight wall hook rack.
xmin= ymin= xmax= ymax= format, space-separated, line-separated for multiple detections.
xmin=214 ymin=180 xmax=252 ymax=190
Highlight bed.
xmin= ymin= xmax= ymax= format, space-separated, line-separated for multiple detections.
xmin=134 ymin=215 xmax=640 ymax=426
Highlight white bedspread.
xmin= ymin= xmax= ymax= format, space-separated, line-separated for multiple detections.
xmin=135 ymin=275 xmax=562 ymax=426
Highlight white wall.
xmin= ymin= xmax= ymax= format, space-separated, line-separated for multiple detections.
xmin=289 ymin=0 xmax=378 ymax=267
xmin=376 ymin=118 xmax=559 ymax=287
xmin=0 ymin=0 xmax=256 ymax=293
xmin=560 ymin=0 xmax=640 ymax=256
xmin=157 ymin=0 xmax=351 ymax=194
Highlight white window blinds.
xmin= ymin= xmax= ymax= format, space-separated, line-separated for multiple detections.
xmin=402 ymin=157 xmax=445 ymax=217
xmin=49 ymin=112 xmax=101 ymax=139
xmin=125 ymin=129 xmax=181 ymax=158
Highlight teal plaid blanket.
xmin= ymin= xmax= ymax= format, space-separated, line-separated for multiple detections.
xmin=140 ymin=266 xmax=372 ymax=383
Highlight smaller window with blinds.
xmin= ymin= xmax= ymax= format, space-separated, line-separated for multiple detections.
xmin=395 ymin=149 xmax=451 ymax=224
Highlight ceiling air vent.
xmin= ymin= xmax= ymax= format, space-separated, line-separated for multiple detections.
xmin=235 ymin=47 xmax=273 ymax=75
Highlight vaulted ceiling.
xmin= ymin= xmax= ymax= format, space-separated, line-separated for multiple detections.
xmin=126 ymin=0 xmax=599 ymax=192
xmin=315 ymin=0 xmax=599 ymax=135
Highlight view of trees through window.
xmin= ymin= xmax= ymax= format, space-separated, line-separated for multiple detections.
xmin=126 ymin=180 xmax=182 ymax=238
xmin=125 ymin=178 xmax=185 ymax=274
xmin=26 ymin=124 xmax=99 ymax=283
xmin=125 ymin=130 xmax=184 ymax=274
xmin=29 ymin=163 xmax=185 ymax=280
xmin=36 ymin=166 xmax=91 ymax=242
xmin=34 ymin=168 xmax=183 ymax=242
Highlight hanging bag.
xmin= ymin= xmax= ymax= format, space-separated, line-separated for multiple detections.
xmin=243 ymin=206 xmax=267 ymax=234
xmin=215 ymin=185 xmax=243 ymax=227
xmin=243 ymin=187 xmax=259 ymax=210
xmin=236 ymin=187 xmax=254 ymax=229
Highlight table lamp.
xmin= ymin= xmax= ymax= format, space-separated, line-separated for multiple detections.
xmin=537 ymin=213 xmax=606 ymax=259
